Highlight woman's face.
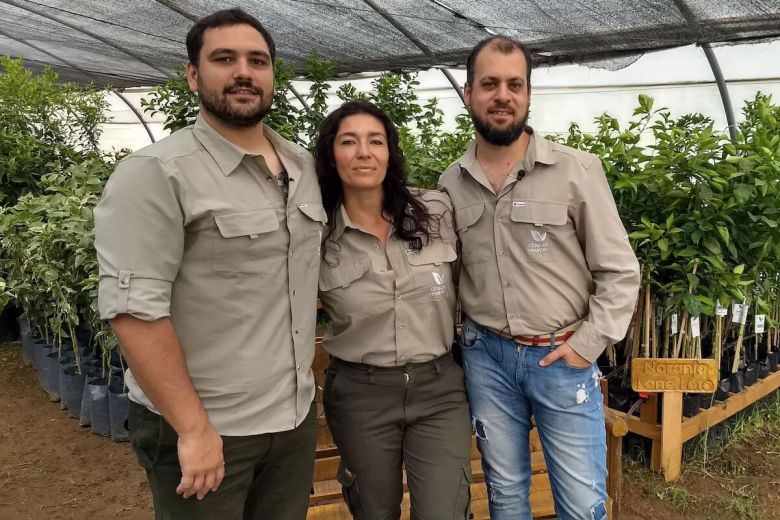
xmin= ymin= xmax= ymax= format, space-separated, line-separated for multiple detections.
xmin=332 ymin=113 xmax=389 ymax=193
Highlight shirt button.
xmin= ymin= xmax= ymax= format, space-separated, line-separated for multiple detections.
xmin=397 ymin=295 xmax=402 ymax=300
xmin=373 ymin=243 xmax=379 ymax=250
xmin=292 ymin=289 xmax=296 ymax=295
xmin=296 ymin=364 xmax=301 ymax=371
xmin=510 ymin=314 xmax=517 ymax=319
xmin=505 ymin=282 xmax=510 ymax=287
xmin=294 ymin=328 xmax=300 ymax=334
xmin=399 ymin=324 xmax=405 ymax=329
xmin=500 ymin=251 xmax=506 ymax=256
xmin=497 ymin=216 xmax=503 ymax=222
xmin=266 ymin=176 xmax=273 ymax=182
xmin=289 ymin=252 xmax=294 ymax=258
xmin=400 ymin=355 xmax=407 ymax=361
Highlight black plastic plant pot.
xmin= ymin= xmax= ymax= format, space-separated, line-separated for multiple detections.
xmin=682 ymin=394 xmax=701 ymax=418
xmin=699 ymin=392 xmax=715 ymax=409
xmin=88 ymin=377 xmax=111 ymax=437
xmin=32 ymin=339 xmax=51 ymax=374
xmin=729 ymin=372 xmax=745 ymax=394
xmin=759 ymin=358 xmax=771 ymax=379
xmin=108 ymin=380 xmax=130 ymax=442
xmin=770 ymin=352 xmax=779 ymax=372
xmin=40 ymin=351 xmax=61 ymax=402
xmin=18 ymin=319 xmax=34 ymax=367
xmin=79 ymin=380 xmax=92 ymax=427
xmin=60 ymin=366 xmax=85 ymax=418
xmin=743 ymin=363 xmax=759 ymax=387
xmin=714 ymin=378 xmax=731 ymax=401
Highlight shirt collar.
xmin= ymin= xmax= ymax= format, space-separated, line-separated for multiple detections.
xmin=192 ymin=114 xmax=307 ymax=177
xmin=458 ymin=127 xmax=558 ymax=185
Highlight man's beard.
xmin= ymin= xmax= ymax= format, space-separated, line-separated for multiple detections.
xmin=471 ymin=107 xmax=529 ymax=146
xmin=198 ymin=78 xmax=273 ymax=128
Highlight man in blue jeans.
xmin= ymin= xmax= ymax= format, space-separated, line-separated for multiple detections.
xmin=439 ymin=35 xmax=640 ymax=520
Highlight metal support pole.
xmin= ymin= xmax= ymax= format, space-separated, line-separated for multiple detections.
xmin=289 ymin=84 xmax=311 ymax=111
xmin=113 ymin=90 xmax=156 ymax=144
xmin=701 ymin=44 xmax=737 ymax=141
xmin=361 ymin=0 xmax=465 ymax=105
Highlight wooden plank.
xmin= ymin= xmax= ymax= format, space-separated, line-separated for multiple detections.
xmin=660 ymin=392 xmax=683 ymax=482
xmin=311 ymin=456 xmax=550 ymax=504
xmin=639 ymin=394 xmax=662 ymax=469
xmin=680 ymin=368 xmax=780 ymax=442
xmin=308 ymin=481 xmax=556 ymax=520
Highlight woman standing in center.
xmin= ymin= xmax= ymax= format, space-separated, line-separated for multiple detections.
xmin=315 ymin=100 xmax=472 ymax=520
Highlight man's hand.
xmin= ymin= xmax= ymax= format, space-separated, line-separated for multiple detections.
xmin=539 ymin=342 xmax=591 ymax=368
xmin=176 ymin=423 xmax=225 ymax=500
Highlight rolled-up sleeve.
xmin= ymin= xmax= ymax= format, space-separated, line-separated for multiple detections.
xmin=567 ymin=156 xmax=641 ymax=362
xmin=94 ymin=156 xmax=185 ymax=321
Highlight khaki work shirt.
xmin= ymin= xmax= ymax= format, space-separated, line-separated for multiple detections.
xmin=95 ymin=115 xmax=325 ymax=436
xmin=439 ymin=131 xmax=640 ymax=362
xmin=319 ymin=191 xmax=457 ymax=366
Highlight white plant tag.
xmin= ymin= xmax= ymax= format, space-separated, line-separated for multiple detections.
xmin=755 ymin=314 xmax=766 ymax=334
xmin=671 ymin=314 xmax=678 ymax=335
xmin=734 ymin=304 xmax=749 ymax=325
xmin=715 ymin=300 xmax=727 ymax=317
xmin=691 ymin=316 xmax=701 ymax=338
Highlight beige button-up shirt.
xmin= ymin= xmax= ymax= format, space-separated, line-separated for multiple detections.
xmin=319 ymin=191 xmax=457 ymax=366
xmin=439 ymin=131 xmax=640 ymax=362
xmin=95 ymin=115 xmax=325 ymax=436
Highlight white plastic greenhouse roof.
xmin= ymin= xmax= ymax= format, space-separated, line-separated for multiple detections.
xmin=1 ymin=0 xmax=780 ymax=88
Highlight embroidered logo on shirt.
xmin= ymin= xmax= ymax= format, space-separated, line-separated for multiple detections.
xmin=430 ymin=271 xmax=446 ymax=297
xmin=527 ymin=229 xmax=550 ymax=255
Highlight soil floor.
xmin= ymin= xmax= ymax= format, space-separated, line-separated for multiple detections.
xmin=1 ymin=341 xmax=778 ymax=520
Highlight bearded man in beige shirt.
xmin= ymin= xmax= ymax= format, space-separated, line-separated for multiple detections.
xmin=439 ymin=36 xmax=640 ymax=520
xmin=95 ymin=9 xmax=324 ymax=520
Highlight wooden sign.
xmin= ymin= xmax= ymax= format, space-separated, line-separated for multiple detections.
xmin=631 ymin=358 xmax=718 ymax=393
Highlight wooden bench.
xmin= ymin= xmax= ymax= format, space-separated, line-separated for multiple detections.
xmin=309 ymin=338 xmax=626 ymax=520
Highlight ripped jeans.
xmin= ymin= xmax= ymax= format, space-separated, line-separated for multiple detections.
xmin=460 ymin=316 xmax=608 ymax=520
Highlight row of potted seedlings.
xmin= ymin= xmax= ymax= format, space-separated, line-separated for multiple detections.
xmin=17 ymin=316 xmax=129 ymax=441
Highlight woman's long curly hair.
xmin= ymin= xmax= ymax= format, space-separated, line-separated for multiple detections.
xmin=314 ymin=100 xmax=435 ymax=254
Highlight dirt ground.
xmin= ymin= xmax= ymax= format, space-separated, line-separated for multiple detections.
xmin=1 ymin=340 xmax=778 ymax=520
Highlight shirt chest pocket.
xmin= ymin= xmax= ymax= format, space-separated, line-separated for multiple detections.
xmin=509 ymin=200 xmax=569 ymax=263
xmin=454 ymin=203 xmax=491 ymax=265
xmin=319 ymin=255 xmax=371 ymax=293
xmin=213 ymin=209 xmax=286 ymax=277
xmin=405 ymin=241 xmax=456 ymax=302
xmin=295 ymin=202 xmax=328 ymax=266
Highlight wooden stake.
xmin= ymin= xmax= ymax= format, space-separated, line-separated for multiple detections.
xmin=643 ymin=282 xmax=651 ymax=358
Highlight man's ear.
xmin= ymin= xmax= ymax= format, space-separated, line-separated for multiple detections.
xmin=463 ymin=82 xmax=472 ymax=108
xmin=186 ymin=62 xmax=199 ymax=93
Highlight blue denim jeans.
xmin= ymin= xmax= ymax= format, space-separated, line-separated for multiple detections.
xmin=460 ymin=316 xmax=608 ymax=520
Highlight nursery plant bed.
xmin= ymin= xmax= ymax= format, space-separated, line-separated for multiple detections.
xmin=610 ymin=368 xmax=780 ymax=482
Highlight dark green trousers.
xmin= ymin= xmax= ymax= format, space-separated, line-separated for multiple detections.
xmin=323 ymin=352 xmax=472 ymax=520
xmin=128 ymin=400 xmax=317 ymax=520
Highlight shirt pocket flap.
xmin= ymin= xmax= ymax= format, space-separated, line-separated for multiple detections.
xmin=510 ymin=200 xmax=568 ymax=226
xmin=405 ymin=241 xmax=457 ymax=266
xmin=454 ymin=203 xmax=485 ymax=232
xmin=319 ymin=254 xmax=371 ymax=291
xmin=296 ymin=202 xmax=328 ymax=224
xmin=214 ymin=209 xmax=279 ymax=238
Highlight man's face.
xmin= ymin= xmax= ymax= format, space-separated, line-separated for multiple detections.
xmin=187 ymin=23 xmax=274 ymax=128
xmin=464 ymin=47 xmax=530 ymax=146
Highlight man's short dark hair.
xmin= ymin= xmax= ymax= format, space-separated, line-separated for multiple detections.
xmin=186 ymin=8 xmax=276 ymax=67
xmin=466 ymin=36 xmax=532 ymax=87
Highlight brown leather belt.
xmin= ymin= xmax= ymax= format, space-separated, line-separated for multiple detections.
xmin=513 ymin=330 xmax=575 ymax=347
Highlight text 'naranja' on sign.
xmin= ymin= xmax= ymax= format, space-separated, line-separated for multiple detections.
xmin=631 ymin=358 xmax=718 ymax=393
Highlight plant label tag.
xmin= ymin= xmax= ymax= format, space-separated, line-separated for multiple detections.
xmin=691 ymin=316 xmax=701 ymax=338
xmin=734 ymin=304 xmax=749 ymax=325
xmin=755 ymin=314 xmax=765 ymax=334
xmin=715 ymin=301 xmax=727 ymax=317
xmin=671 ymin=314 xmax=678 ymax=335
